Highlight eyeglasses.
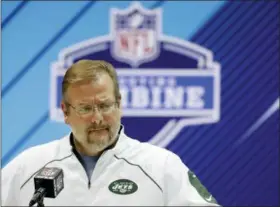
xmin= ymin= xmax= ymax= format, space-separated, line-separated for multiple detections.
xmin=66 ymin=101 xmax=118 ymax=118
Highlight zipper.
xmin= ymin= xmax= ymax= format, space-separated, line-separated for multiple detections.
xmin=81 ymin=164 xmax=91 ymax=189
xmin=72 ymin=144 xmax=109 ymax=190
xmin=71 ymin=150 xmax=92 ymax=189
xmin=88 ymin=180 xmax=91 ymax=189
xmin=87 ymin=150 xmax=108 ymax=190
xmin=77 ymin=154 xmax=105 ymax=190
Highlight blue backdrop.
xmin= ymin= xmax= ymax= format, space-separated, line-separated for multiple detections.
xmin=2 ymin=1 xmax=279 ymax=206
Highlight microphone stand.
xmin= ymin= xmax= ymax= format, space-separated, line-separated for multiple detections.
xmin=36 ymin=195 xmax=45 ymax=207
xmin=29 ymin=188 xmax=46 ymax=207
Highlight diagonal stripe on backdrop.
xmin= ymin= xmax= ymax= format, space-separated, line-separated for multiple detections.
xmin=226 ymin=115 xmax=279 ymax=204
xmin=1 ymin=1 xmax=97 ymax=98
xmin=1 ymin=1 xmax=29 ymax=29
xmin=191 ymin=2 xmax=248 ymax=44
xmin=2 ymin=112 xmax=49 ymax=166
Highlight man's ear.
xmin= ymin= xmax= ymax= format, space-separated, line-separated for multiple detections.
xmin=61 ymin=101 xmax=69 ymax=124
xmin=117 ymin=94 xmax=122 ymax=117
xmin=117 ymin=94 xmax=122 ymax=108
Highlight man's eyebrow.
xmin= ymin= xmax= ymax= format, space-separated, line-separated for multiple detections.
xmin=76 ymin=101 xmax=92 ymax=106
xmin=76 ymin=99 xmax=112 ymax=105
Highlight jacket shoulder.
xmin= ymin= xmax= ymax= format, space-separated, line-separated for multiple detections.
xmin=121 ymin=136 xmax=179 ymax=164
xmin=129 ymin=138 xmax=176 ymax=160
xmin=120 ymin=137 xmax=178 ymax=186
xmin=2 ymin=136 xmax=66 ymax=177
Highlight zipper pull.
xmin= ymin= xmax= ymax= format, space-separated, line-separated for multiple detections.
xmin=88 ymin=181 xmax=91 ymax=189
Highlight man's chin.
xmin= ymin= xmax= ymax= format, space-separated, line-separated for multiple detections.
xmin=88 ymin=131 xmax=110 ymax=144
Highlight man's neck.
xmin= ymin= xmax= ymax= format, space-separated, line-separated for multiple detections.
xmin=73 ymin=138 xmax=103 ymax=156
xmin=71 ymin=126 xmax=122 ymax=156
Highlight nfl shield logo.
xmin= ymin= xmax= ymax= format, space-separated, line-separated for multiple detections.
xmin=50 ymin=2 xmax=221 ymax=148
xmin=110 ymin=2 xmax=161 ymax=67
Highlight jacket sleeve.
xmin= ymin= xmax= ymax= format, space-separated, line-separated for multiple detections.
xmin=163 ymin=152 xmax=220 ymax=206
xmin=1 ymin=155 xmax=23 ymax=206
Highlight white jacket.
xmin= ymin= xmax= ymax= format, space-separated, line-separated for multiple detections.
xmin=1 ymin=128 xmax=219 ymax=206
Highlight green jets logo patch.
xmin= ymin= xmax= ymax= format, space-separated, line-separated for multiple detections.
xmin=188 ymin=170 xmax=218 ymax=204
xmin=109 ymin=179 xmax=138 ymax=195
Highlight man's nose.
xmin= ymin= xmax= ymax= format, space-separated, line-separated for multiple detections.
xmin=90 ymin=108 xmax=103 ymax=124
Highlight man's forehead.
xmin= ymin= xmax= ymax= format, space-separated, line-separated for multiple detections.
xmin=72 ymin=72 xmax=113 ymax=87
xmin=67 ymin=83 xmax=114 ymax=103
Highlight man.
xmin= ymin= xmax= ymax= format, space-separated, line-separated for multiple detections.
xmin=2 ymin=60 xmax=219 ymax=206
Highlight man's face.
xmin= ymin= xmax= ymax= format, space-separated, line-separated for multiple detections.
xmin=62 ymin=73 xmax=121 ymax=155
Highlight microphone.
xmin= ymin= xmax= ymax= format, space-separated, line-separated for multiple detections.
xmin=29 ymin=167 xmax=64 ymax=206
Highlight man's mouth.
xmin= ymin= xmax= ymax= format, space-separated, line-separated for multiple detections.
xmin=89 ymin=128 xmax=108 ymax=132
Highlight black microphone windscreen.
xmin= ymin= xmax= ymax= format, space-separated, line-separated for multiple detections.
xmin=34 ymin=167 xmax=64 ymax=198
